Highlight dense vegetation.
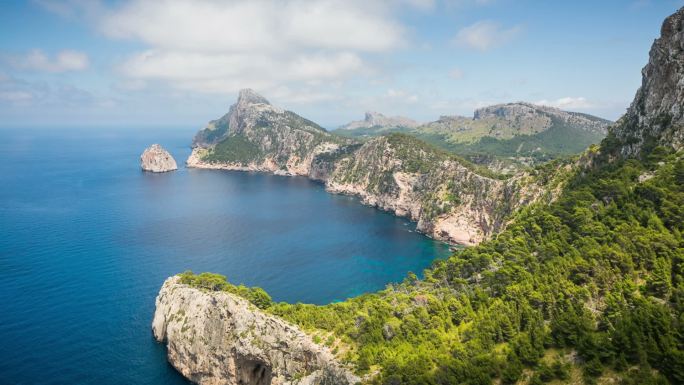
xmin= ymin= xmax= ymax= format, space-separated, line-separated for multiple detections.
xmin=203 ymin=134 xmax=265 ymax=163
xmin=182 ymin=145 xmax=684 ymax=384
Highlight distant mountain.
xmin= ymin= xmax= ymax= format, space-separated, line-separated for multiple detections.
xmin=189 ymin=89 xmax=348 ymax=176
xmin=188 ymin=89 xmax=562 ymax=245
xmin=339 ymin=102 xmax=612 ymax=166
xmin=336 ymin=111 xmax=420 ymax=132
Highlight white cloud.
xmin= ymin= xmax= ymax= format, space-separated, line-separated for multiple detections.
xmin=0 ymin=90 xmax=34 ymax=102
xmin=449 ymin=67 xmax=464 ymax=79
xmin=118 ymin=50 xmax=364 ymax=94
xmin=385 ymin=88 xmax=418 ymax=103
xmin=453 ymin=20 xmax=522 ymax=51
xmin=535 ymin=96 xmax=594 ymax=110
xmin=79 ymin=0 xmax=407 ymax=99
xmin=7 ymin=49 xmax=89 ymax=72
xmin=102 ymin=0 xmax=404 ymax=53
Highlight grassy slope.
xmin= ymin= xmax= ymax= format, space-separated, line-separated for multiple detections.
xmin=337 ymin=116 xmax=608 ymax=164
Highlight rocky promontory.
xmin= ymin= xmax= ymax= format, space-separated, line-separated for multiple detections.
xmin=610 ymin=6 xmax=684 ymax=157
xmin=187 ymin=90 xmax=568 ymax=245
xmin=141 ymin=144 xmax=177 ymax=173
xmin=152 ymin=276 xmax=358 ymax=385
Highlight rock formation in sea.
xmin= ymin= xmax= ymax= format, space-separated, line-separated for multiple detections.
xmin=186 ymin=90 xmax=565 ymax=246
xmin=152 ymin=276 xmax=358 ymax=385
xmin=141 ymin=144 xmax=178 ymax=173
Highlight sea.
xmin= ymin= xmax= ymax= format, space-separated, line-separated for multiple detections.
xmin=0 ymin=126 xmax=451 ymax=384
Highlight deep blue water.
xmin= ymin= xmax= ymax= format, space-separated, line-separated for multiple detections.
xmin=0 ymin=127 xmax=451 ymax=384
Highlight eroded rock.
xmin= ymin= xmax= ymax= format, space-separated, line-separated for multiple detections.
xmin=152 ymin=277 xmax=358 ymax=385
xmin=141 ymin=144 xmax=177 ymax=173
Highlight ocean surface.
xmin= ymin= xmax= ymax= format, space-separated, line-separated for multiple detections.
xmin=0 ymin=127 xmax=451 ymax=384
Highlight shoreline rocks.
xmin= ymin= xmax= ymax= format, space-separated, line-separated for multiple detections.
xmin=141 ymin=144 xmax=178 ymax=173
xmin=152 ymin=276 xmax=359 ymax=385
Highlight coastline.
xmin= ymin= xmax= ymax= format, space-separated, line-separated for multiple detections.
xmin=186 ymin=147 xmax=482 ymax=246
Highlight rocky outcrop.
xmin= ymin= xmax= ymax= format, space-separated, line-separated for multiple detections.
xmin=610 ymin=7 xmax=684 ymax=157
xmin=153 ymin=276 xmax=358 ymax=385
xmin=322 ymin=134 xmax=551 ymax=245
xmin=188 ymin=90 xmax=565 ymax=245
xmin=190 ymin=89 xmax=349 ymax=176
xmin=338 ymin=111 xmax=420 ymax=131
xmin=141 ymin=144 xmax=177 ymax=173
xmin=472 ymin=102 xmax=610 ymax=136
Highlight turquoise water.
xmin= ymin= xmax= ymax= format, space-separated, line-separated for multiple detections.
xmin=0 ymin=127 xmax=451 ymax=384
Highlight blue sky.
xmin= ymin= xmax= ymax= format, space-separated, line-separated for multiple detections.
xmin=0 ymin=0 xmax=682 ymax=129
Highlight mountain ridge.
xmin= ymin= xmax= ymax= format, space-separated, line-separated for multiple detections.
xmin=337 ymin=102 xmax=612 ymax=168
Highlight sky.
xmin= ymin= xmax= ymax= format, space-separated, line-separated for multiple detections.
xmin=0 ymin=0 xmax=682 ymax=129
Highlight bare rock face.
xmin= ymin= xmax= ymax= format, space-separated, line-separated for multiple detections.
xmin=152 ymin=276 xmax=358 ymax=385
xmin=611 ymin=6 xmax=684 ymax=157
xmin=472 ymin=102 xmax=610 ymax=136
xmin=322 ymin=135 xmax=552 ymax=246
xmin=141 ymin=144 xmax=177 ymax=173
xmin=190 ymin=88 xmax=349 ymax=176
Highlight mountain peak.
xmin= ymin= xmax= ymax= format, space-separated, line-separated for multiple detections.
xmin=339 ymin=111 xmax=419 ymax=130
xmin=609 ymin=6 xmax=684 ymax=157
xmin=364 ymin=111 xmax=385 ymax=121
xmin=236 ymin=88 xmax=270 ymax=107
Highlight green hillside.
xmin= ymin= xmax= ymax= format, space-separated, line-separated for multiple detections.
xmin=337 ymin=105 xmax=611 ymax=166
xmin=184 ymin=144 xmax=684 ymax=384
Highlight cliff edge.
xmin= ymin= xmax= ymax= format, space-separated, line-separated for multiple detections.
xmin=152 ymin=276 xmax=358 ymax=385
xmin=610 ymin=7 xmax=684 ymax=157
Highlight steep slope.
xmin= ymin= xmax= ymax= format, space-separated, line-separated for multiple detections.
xmin=608 ymin=8 xmax=684 ymax=157
xmin=162 ymin=6 xmax=684 ymax=385
xmin=189 ymin=93 xmax=563 ymax=245
xmin=321 ymin=133 xmax=554 ymax=245
xmin=340 ymin=103 xmax=611 ymax=167
xmin=153 ymin=275 xmax=358 ymax=385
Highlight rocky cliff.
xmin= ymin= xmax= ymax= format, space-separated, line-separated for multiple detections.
xmin=610 ymin=7 xmax=684 ymax=157
xmin=152 ymin=276 xmax=358 ymax=385
xmin=472 ymin=102 xmax=609 ymax=136
xmin=189 ymin=89 xmax=348 ymax=176
xmin=188 ymin=90 xmax=567 ymax=245
xmin=141 ymin=144 xmax=177 ymax=173
xmin=322 ymin=134 xmax=556 ymax=245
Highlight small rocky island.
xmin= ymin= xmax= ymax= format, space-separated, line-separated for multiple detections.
xmin=140 ymin=144 xmax=177 ymax=173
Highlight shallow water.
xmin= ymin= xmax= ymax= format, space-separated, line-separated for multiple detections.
xmin=0 ymin=127 xmax=451 ymax=384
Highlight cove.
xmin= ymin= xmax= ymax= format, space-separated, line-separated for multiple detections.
xmin=0 ymin=127 xmax=451 ymax=384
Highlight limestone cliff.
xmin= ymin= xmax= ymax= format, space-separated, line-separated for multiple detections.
xmin=321 ymin=134 xmax=552 ymax=245
xmin=190 ymin=89 xmax=349 ymax=176
xmin=141 ymin=144 xmax=177 ymax=173
xmin=152 ymin=276 xmax=358 ymax=385
xmin=610 ymin=7 xmax=684 ymax=157
xmin=188 ymin=90 xmax=565 ymax=245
